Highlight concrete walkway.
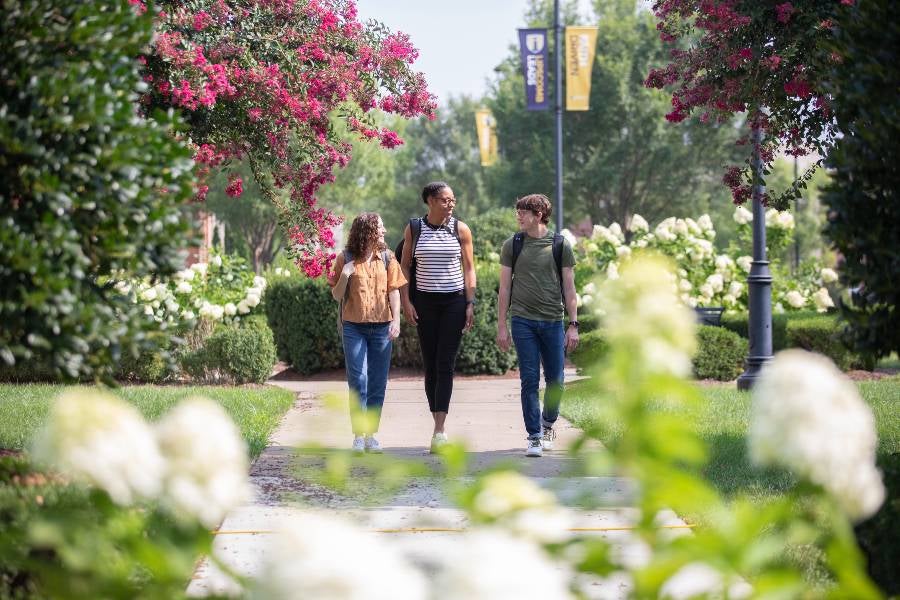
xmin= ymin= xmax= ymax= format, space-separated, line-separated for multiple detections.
xmin=188 ymin=369 xmax=688 ymax=599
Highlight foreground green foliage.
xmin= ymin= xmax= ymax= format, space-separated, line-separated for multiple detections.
xmin=0 ymin=0 xmax=194 ymax=382
xmin=0 ymin=384 xmax=294 ymax=459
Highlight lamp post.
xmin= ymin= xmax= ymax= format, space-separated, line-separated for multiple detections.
xmin=553 ymin=0 xmax=564 ymax=232
xmin=737 ymin=126 xmax=774 ymax=390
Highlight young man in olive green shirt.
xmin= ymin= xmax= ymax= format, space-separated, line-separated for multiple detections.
xmin=496 ymin=194 xmax=579 ymax=457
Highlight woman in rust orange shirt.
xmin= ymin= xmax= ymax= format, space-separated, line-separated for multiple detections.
xmin=329 ymin=213 xmax=406 ymax=454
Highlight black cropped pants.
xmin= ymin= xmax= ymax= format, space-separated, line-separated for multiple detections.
xmin=413 ymin=290 xmax=466 ymax=413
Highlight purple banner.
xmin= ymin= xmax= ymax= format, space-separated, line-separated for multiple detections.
xmin=518 ymin=28 xmax=549 ymax=111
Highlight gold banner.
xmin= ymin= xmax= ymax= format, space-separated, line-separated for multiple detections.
xmin=565 ymin=26 xmax=598 ymax=111
xmin=474 ymin=108 xmax=498 ymax=166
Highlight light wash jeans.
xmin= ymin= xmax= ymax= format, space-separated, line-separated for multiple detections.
xmin=511 ymin=316 xmax=564 ymax=439
xmin=342 ymin=321 xmax=392 ymax=435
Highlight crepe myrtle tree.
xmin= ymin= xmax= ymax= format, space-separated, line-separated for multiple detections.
xmin=645 ymin=0 xmax=857 ymax=208
xmin=137 ymin=0 xmax=437 ymax=277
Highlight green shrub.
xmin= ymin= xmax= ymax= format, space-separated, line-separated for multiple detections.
xmin=0 ymin=0 xmax=194 ymax=381
xmin=392 ymin=320 xmax=423 ymax=369
xmin=456 ymin=264 xmax=518 ymax=375
xmin=469 ymin=208 xmax=518 ymax=260
xmin=569 ymin=329 xmax=608 ymax=372
xmin=180 ymin=323 xmax=277 ymax=384
xmin=265 ymin=277 xmax=344 ymax=374
xmin=785 ymin=316 xmax=867 ymax=371
xmin=854 ymin=452 xmax=900 ymax=595
xmin=719 ymin=311 xmax=809 ymax=351
xmin=115 ymin=347 xmax=173 ymax=384
xmin=692 ymin=325 xmax=748 ymax=381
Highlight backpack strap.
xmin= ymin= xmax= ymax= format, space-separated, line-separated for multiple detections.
xmin=510 ymin=232 xmax=525 ymax=273
xmin=552 ymin=233 xmax=565 ymax=304
xmin=409 ymin=217 xmax=422 ymax=255
xmin=381 ymin=249 xmax=391 ymax=273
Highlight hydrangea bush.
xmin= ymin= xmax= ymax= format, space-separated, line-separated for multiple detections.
xmin=568 ymin=210 xmax=838 ymax=316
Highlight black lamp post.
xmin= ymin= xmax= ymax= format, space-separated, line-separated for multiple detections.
xmin=737 ymin=126 xmax=774 ymax=390
xmin=553 ymin=0 xmax=564 ymax=232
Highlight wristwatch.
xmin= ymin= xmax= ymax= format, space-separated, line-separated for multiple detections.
xmin=465 ymin=298 xmax=476 ymax=305
xmin=567 ymin=320 xmax=579 ymax=330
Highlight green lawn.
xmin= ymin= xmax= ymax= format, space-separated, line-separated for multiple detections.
xmin=0 ymin=384 xmax=295 ymax=459
xmin=562 ymin=377 xmax=900 ymax=502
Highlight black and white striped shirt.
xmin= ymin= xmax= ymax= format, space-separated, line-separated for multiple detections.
xmin=414 ymin=217 xmax=464 ymax=293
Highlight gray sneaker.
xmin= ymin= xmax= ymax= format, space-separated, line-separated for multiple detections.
xmin=541 ymin=426 xmax=556 ymax=451
xmin=525 ymin=438 xmax=543 ymax=457
xmin=352 ymin=435 xmax=365 ymax=454
xmin=365 ymin=436 xmax=383 ymax=454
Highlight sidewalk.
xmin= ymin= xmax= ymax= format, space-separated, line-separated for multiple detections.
xmin=188 ymin=369 xmax=687 ymax=599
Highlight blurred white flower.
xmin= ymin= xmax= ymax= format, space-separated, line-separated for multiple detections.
xmin=733 ymin=206 xmax=753 ymax=225
xmin=714 ymin=255 xmax=734 ymax=272
xmin=629 ymin=213 xmax=649 ymax=232
xmin=560 ymin=228 xmax=577 ymax=248
xmin=699 ymin=284 xmax=714 ymax=299
xmin=435 ymin=529 xmax=572 ymax=600
xmin=606 ymin=262 xmax=619 ymax=281
xmin=774 ymin=302 xmax=785 ymax=314
xmin=245 ymin=293 xmax=261 ymax=308
xmin=140 ymin=287 xmax=158 ymax=302
xmin=599 ymin=255 xmax=696 ymax=377
xmin=156 ymin=397 xmax=250 ymax=528
xmin=585 ymin=241 xmax=600 ymax=253
xmin=616 ymin=245 xmax=631 ymax=258
xmin=151 ymin=299 xmax=161 ymax=309
xmin=678 ymin=279 xmax=692 ymax=292
xmin=181 ymin=309 xmax=196 ymax=320
xmin=488 ymin=251 xmax=500 ymax=263
xmin=211 ymin=255 xmax=222 ymax=268
xmin=176 ymin=281 xmax=192 ymax=294
xmin=253 ymin=275 xmax=268 ymax=289
xmin=765 ymin=208 xmax=777 ymax=227
xmin=655 ymin=218 xmax=677 ymax=242
xmin=608 ymin=222 xmax=625 ymax=242
xmin=144 ymin=305 xmax=155 ymax=316
xmin=507 ymin=506 xmax=574 ymax=544
xmin=692 ymin=239 xmax=714 ymax=261
xmin=473 ymin=471 xmax=556 ymax=519
xmin=582 ymin=282 xmax=597 ymax=295
xmin=273 ymin=267 xmax=286 ymax=277
xmin=581 ymin=294 xmax=593 ymax=306
xmin=775 ymin=211 xmax=795 ymax=230
xmin=635 ymin=237 xmax=649 ymax=248
xmin=224 ymin=302 xmax=237 ymax=316
xmin=685 ymin=218 xmax=702 ymax=236
xmin=190 ymin=262 xmax=208 ymax=277
xmin=660 ymin=562 xmax=752 ymax=600
xmin=749 ymin=350 xmax=885 ymax=520
xmin=673 ymin=219 xmax=689 ymax=237
xmin=165 ymin=299 xmax=180 ymax=313
xmin=736 ymin=255 xmax=752 ymax=273
xmin=821 ymin=268 xmax=839 ymax=283
xmin=253 ymin=513 xmax=427 ymax=600
xmin=723 ymin=294 xmax=737 ymax=306
xmin=114 ymin=281 xmax=132 ymax=295
xmin=175 ymin=268 xmax=196 ymax=282
xmin=592 ymin=225 xmax=620 ymax=247
xmin=812 ymin=287 xmax=834 ymax=312
xmin=785 ymin=290 xmax=806 ymax=308
xmin=237 ymin=300 xmax=251 ymax=315
xmin=199 ymin=303 xmax=225 ymax=320
xmin=32 ymin=390 xmax=163 ymax=505
xmin=728 ymin=281 xmax=744 ymax=298
xmin=575 ymin=294 xmax=583 ymax=308
xmin=193 ymin=297 xmax=204 ymax=308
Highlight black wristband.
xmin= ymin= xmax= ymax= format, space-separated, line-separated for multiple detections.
xmin=465 ymin=298 xmax=476 ymax=305
xmin=567 ymin=320 xmax=579 ymax=330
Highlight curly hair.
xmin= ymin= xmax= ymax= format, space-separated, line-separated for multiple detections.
xmin=515 ymin=194 xmax=552 ymax=225
xmin=345 ymin=212 xmax=386 ymax=259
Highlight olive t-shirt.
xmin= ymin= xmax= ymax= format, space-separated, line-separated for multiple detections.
xmin=500 ymin=232 xmax=575 ymax=322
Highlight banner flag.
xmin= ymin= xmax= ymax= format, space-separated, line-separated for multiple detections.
xmin=518 ymin=28 xmax=549 ymax=111
xmin=565 ymin=26 xmax=598 ymax=111
xmin=474 ymin=108 xmax=498 ymax=166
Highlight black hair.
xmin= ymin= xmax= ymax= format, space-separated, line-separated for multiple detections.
xmin=421 ymin=181 xmax=450 ymax=204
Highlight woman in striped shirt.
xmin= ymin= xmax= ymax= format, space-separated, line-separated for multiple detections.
xmin=399 ymin=182 xmax=477 ymax=453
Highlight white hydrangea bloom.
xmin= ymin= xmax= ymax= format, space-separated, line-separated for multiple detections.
xmin=156 ymin=397 xmax=250 ymax=528
xmin=699 ymin=284 xmax=715 ymax=300
xmin=210 ymin=255 xmax=223 ymax=268
xmin=506 ymin=506 xmax=574 ymax=544
xmin=774 ymin=302 xmax=785 ymax=314
xmin=737 ymin=255 xmax=753 ymax=273
xmin=165 ymin=299 xmax=180 ymax=313
xmin=253 ymin=275 xmax=268 ymax=290
xmin=190 ymin=262 xmax=208 ymax=277
xmin=733 ymin=206 xmax=753 ymax=225
xmin=685 ymin=218 xmax=702 ymax=236
xmin=175 ymin=268 xmax=195 ymax=282
xmin=181 ymin=309 xmax=196 ymax=320
xmin=140 ymin=287 xmax=158 ymax=302
xmin=608 ymin=222 xmax=625 ymax=242
xmin=678 ymin=279 xmax=692 ymax=292
xmin=660 ymin=562 xmax=752 ymax=600
xmin=776 ymin=211 xmax=795 ymax=230
xmin=728 ymin=281 xmax=744 ymax=298
xmin=785 ymin=290 xmax=806 ymax=308
xmin=560 ymin=228 xmax=577 ymax=248
xmin=143 ymin=305 xmax=155 ymax=316
xmin=245 ymin=293 xmax=261 ymax=308
xmin=697 ymin=214 xmax=714 ymax=231
xmin=582 ymin=282 xmax=597 ymax=296
xmin=473 ymin=472 xmax=556 ymax=518
xmin=693 ymin=239 xmax=714 ymax=261
xmin=821 ymin=268 xmax=839 ymax=283
xmin=575 ymin=294 xmax=583 ymax=308
xmin=606 ymin=262 xmax=620 ymax=281
xmin=764 ymin=208 xmax=778 ymax=227
xmin=580 ymin=294 xmax=593 ymax=306
xmin=673 ymin=219 xmax=689 ymax=237
xmin=253 ymin=513 xmax=427 ymax=600
xmin=31 ymin=390 xmax=163 ymax=505
xmin=616 ymin=245 xmax=631 ymax=258
xmin=812 ymin=287 xmax=834 ymax=312
xmin=114 ymin=280 xmax=132 ymax=295
xmin=705 ymin=273 xmax=724 ymax=293
xmin=199 ymin=303 xmax=225 ymax=320
xmin=176 ymin=281 xmax=192 ymax=294
xmin=654 ymin=218 xmax=678 ymax=242
xmin=237 ymin=300 xmax=251 ymax=315
xmin=435 ymin=529 xmax=573 ymax=600
xmin=224 ymin=302 xmax=237 ymax=316
xmin=714 ymin=255 xmax=734 ymax=272
xmin=722 ymin=294 xmax=737 ymax=306
xmin=749 ymin=350 xmax=885 ymax=520
xmin=629 ymin=213 xmax=649 ymax=232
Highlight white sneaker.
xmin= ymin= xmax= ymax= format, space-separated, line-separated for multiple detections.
xmin=541 ymin=426 xmax=556 ymax=451
xmin=365 ymin=436 xmax=383 ymax=454
xmin=430 ymin=432 xmax=448 ymax=454
xmin=525 ymin=438 xmax=543 ymax=457
xmin=352 ymin=435 xmax=365 ymax=454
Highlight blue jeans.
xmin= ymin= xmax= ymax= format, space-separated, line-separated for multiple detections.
xmin=511 ymin=316 xmax=564 ymax=439
xmin=342 ymin=322 xmax=392 ymax=435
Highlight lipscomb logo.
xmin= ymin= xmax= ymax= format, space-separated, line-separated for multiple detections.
xmin=525 ymin=33 xmax=545 ymax=54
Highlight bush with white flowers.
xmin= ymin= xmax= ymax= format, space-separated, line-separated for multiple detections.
xmin=570 ymin=210 xmax=840 ymax=315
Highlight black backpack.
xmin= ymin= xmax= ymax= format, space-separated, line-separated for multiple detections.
xmin=510 ymin=231 xmax=566 ymax=305
xmin=394 ymin=216 xmax=460 ymax=300
xmin=337 ymin=249 xmax=392 ymax=339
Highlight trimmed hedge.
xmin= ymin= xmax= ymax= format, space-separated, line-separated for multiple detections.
xmin=265 ymin=277 xmax=344 ymax=375
xmin=179 ymin=322 xmax=276 ymax=384
xmin=569 ymin=329 xmax=608 ymax=372
xmin=693 ymin=325 xmax=747 ymax=381
xmin=456 ymin=264 xmax=518 ymax=375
